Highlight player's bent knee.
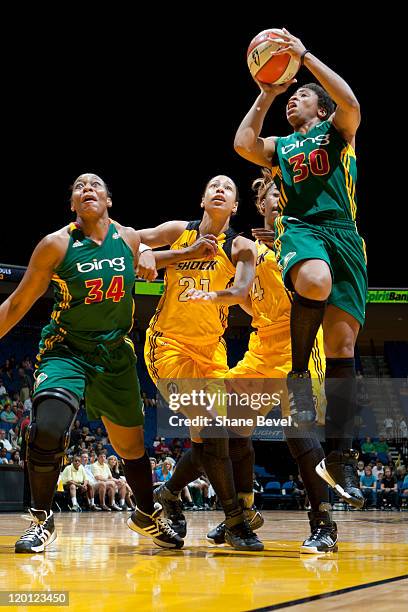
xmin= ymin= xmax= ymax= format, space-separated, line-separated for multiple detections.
xmin=28 ymin=388 xmax=79 ymax=472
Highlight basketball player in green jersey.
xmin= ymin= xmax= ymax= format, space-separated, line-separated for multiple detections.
xmin=0 ymin=173 xmax=216 ymax=554
xmin=234 ymin=29 xmax=367 ymax=508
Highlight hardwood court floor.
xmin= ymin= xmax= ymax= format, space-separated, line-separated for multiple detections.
xmin=0 ymin=510 xmax=407 ymax=611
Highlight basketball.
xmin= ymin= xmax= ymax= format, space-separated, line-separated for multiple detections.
xmin=247 ymin=29 xmax=300 ymax=85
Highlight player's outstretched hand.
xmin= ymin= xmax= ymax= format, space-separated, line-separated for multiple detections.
xmin=185 ymin=235 xmax=218 ymax=260
xmin=185 ymin=288 xmax=217 ymax=302
xmin=136 ymin=250 xmax=158 ymax=282
xmin=251 ymin=228 xmax=275 ymax=248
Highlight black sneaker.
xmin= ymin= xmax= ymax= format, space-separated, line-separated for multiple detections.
xmin=315 ymin=449 xmax=364 ymax=509
xmin=153 ymin=483 xmax=187 ymax=538
xmin=300 ymin=507 xmax=338 ymax=554
xmin=15 ymin=509 xmax=57 ymax=554
xmin=224 ymin=517 xmax=264 ymax=552
xmin=287 ymin=370 xmax=316 ymax=427
xmin=127 ymin=503 xmax=184 ymax=549
xmin=207 ymin=506 xmax=264 ymax=544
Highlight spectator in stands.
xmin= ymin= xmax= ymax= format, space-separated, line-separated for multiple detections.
xmin=374 ymin=435 xmax=390 ymax=458
xmin=0 ymin=445 xmax=9 ymax=464
xmin=61 ymin=455 xmax=93 ymax=512
xmin=80 ymin=426 xmax=95 ymax=445
xmin=152 ymin=436 xmax=161 ymax=450
xmin=357 ymin=460 xmax=365 ymax=478
xmin=0 ymin=379 xmax=7 ymax=399
xmin=79 ymin=452 xmax=101 ymax=510
xmin=372 ymin=460 xmax=385 ymax=481
xmin=12 ymin=400 xmax=24 ymax=422
xmin=91 ymin=451 xmax=121 ymax=511
xmin=378 ymin=467 xmax=398 ymax=510
xmin=107 ymin=455 xmax=135 ymax=510
xmin=398 ymin=418 xmax=407 ymax=439
xmin=22 ymin=390 xmax=32 ymax=414
xmin=360 ymin=465 xmax=377 ymax=508
xmin=10 ymin=450 xmax=23 ymax=467
xmin=188 ymin=474 xmax=210 ymax=509
xmin=0 ymin=429 xmax=13 ymax=452
xmin=396 ymin=465 xmax=407 ymax=484
xmin=154 ymin=437 xmax=171 ymax=458
xmin=156 ymin=459 xmax=173 ymax=483
xmin=7 ymin=425 xmax=20 ymax=451
xmin=2 ymin=365 xmax=15 ymax=395
xmin=150 ymin=457 xmax=160 ymax=486
xmin=361 ymin=436 xmax=376 ymax=460
xmin=69 ymin=421 xmax=82 ymax=447
xmin=383 ymin=417 xmax=394 ymax=439
xmin=94 ymin=427 xmax=108 ymax=444
xmin=0 ymin=402 xmax=18 ymax=425
xmin=16 ymin=367 xmax=31 ymax=402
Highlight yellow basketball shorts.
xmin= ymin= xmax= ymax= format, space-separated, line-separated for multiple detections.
xmin=227 ymin=329 xmax=326 ymax=424
xmin=144 ymin=328 xmax=229 ymax=419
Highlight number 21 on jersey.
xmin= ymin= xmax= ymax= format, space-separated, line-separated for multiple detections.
xmin=178 ymin=277 xmax=210 ymax=301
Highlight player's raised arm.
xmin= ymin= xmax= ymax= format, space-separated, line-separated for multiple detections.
xmin=137 ymin=221 xmax=188 ymax=249
xmin=186 ymin=236 xmax=257 ymax=305
xmin=234 ymin=81 xmax=295 ymax=168
xmin=0 ymin=233 xmax=67 ymax=338
xmin=274 ymin=28 xmax=360 ymax=144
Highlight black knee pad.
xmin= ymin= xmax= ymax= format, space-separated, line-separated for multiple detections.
xmin=286 ymin=436 xmax=322 ymax=462
xmin=27 ymin=388 xmax=79 ymax=471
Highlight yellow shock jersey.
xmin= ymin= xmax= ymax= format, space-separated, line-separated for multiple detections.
xmin=250 ymin=241 xmax=291 ymax=337
xmin=148 ymin=220 xmax=237 ymax=345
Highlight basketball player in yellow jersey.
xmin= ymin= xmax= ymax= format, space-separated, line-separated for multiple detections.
xmin=137 ymin=175 xmax=263 ymax=551
xmin=189 ymin=171 xmax=337 ymax=554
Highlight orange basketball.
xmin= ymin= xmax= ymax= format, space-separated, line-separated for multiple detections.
xmin=247 ymin=29 xmax=300 ymax=85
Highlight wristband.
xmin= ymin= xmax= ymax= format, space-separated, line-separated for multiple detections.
xmin=139 ymin=243 xmax=153 ymax=254
xmin=300 ymin=50 xmax=311 ymax=65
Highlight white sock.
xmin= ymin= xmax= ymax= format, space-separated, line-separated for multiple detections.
xmin=90 ymin=498 xmax=94 ymax=505
xmin=120 ymin=499 xmax=125 ymax=506
xmin=72 ymin=497 xmax=78 ymax=506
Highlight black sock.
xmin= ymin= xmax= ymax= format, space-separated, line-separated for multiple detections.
xmin=229 ymin=436 xmax=255 ymax=498
xmin=28 ymin=464 xmax=60 ymax=512
xmin=297 ymin=447 xmax=329 ymax=511
xmin=167 ymin=444 xmax=203 ymax=496
xmin=201 ymin=438 xmax=240 ymax=518
xmin=291 ymin=293 xmax=326 ymax=372
xmin=325 ymin=357 xmax=356 ymax=453
xmin=123 ymin=452 xmax=154 ymax=515
xmin=286 ymin=438 xmax=329 ymax=512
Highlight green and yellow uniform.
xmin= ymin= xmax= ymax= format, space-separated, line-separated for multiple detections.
xmin=34 ymin=221 xmax=143 ymax=427
xmin=272 ymin=120 xmax=367 ymax=325
xmin=227 ymin=241 xmax=326 ymax=423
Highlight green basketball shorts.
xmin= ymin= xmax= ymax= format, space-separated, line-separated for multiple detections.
xmin=33 ymin=335 xmax=144 ymax=427
xmin=274 ymin=216 xmax=368 ymax=326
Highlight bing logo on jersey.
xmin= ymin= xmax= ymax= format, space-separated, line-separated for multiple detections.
xmin=76 ymin=257 xmax=126 ymax=273
xmin=281 ymin=133 xmax=330 ymax=155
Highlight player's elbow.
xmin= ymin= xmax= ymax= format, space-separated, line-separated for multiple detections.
xmin=343 ymin=96 xmax=360 ymax=113
xmin=231 ymin=286 xmax=251 ymax=303
xmin=234 ymin=130 xmax=257 ymax=155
